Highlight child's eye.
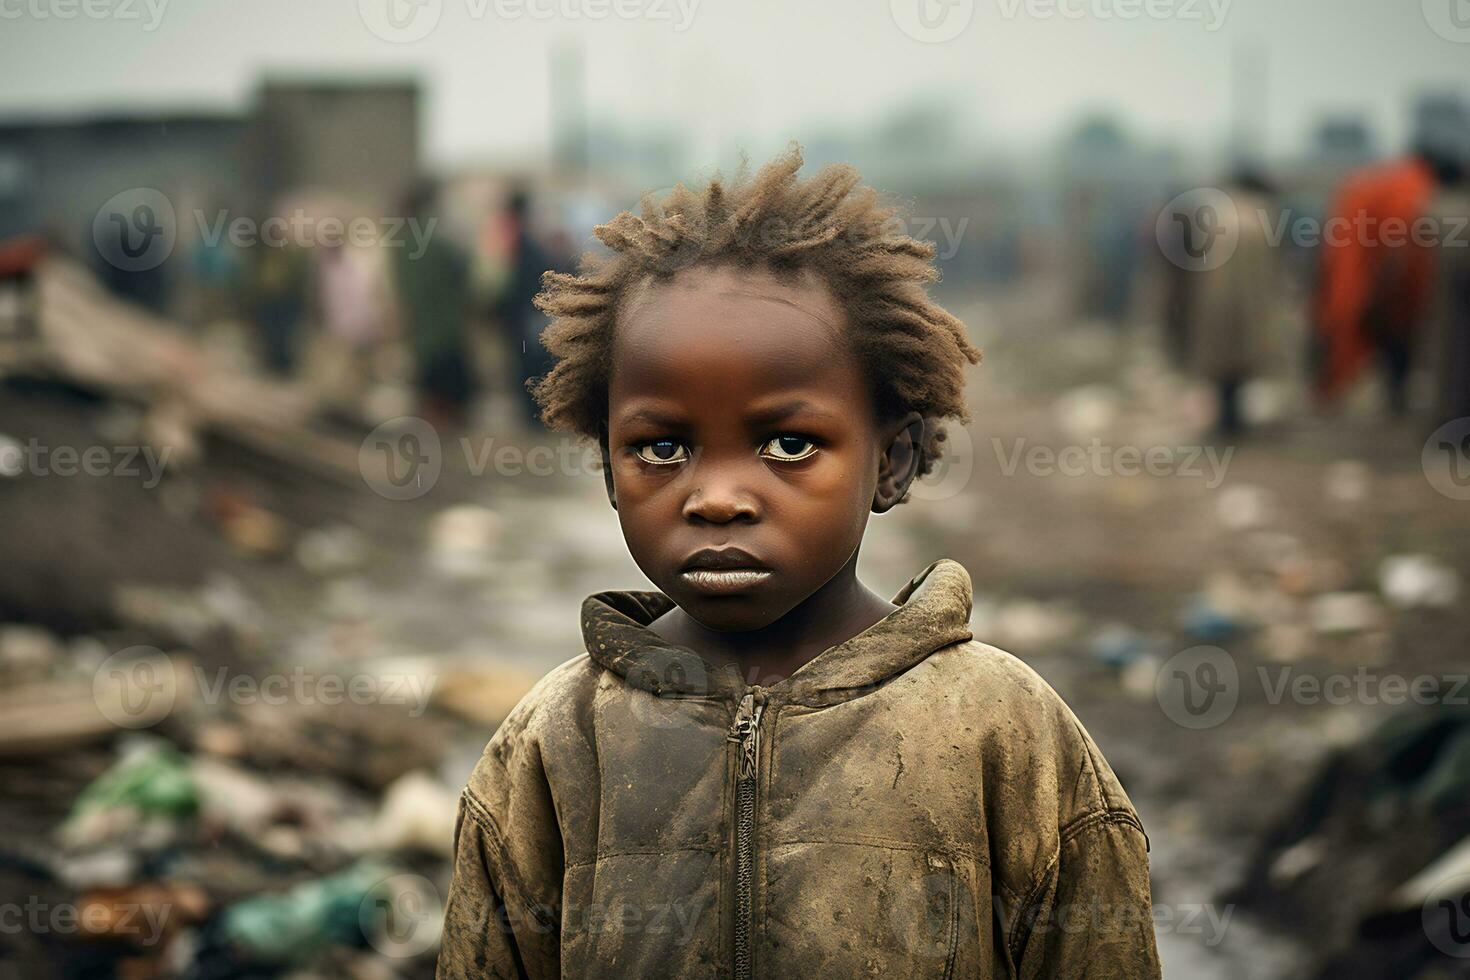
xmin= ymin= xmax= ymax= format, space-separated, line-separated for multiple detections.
xmin=760 ymin=435 xmax=819 ymax=462
xmin=634 ymin=439 xmax=689 ymax=465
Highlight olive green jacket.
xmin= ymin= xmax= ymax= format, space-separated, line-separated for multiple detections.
xmin=438 ymin=559 xmax=1161 ymax=978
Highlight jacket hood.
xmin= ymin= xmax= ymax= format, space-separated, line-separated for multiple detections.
xmin=579 ymin=558 xmax=974 ymax=705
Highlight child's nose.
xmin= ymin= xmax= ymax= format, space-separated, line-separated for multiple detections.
xmin=681 ymin=477 xmax=759 ymax=524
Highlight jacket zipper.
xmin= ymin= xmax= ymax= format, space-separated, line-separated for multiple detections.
xmin=727 ymin=689 xmax=766 ymax=980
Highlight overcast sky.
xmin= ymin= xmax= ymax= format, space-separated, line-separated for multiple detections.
xmin=1 ymin=0 xmax=1466 ymax=168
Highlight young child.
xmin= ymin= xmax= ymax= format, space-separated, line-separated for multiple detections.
xmin=438 ymin=148 xmax=1161 ymax=979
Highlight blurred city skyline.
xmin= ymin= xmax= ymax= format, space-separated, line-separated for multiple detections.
xmin=1 ymin=0 xmax=1466 ymax=173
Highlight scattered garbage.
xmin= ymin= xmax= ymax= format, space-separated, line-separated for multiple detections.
xmin=1054 ymin=384 xmax=1119 ymax=441
xmin=427 ymin=505 xmax=502 ymax=578
xmin=76 ymin=881 xmax=210 ymax=944
xmin=981 ymin=598 xmax=1082 ymax=652
xmin=0 ymin=623 xmax=61 ymax=679
xmin=206 ymin=486 xmax=291 ymax=558
xmin=1216 ymin=483 xmax=1272 ymax=531
xmin=1323 ymin=459 xmax=1372 ymax=507
xmin=1178 ymin=593 xmax=1244 ymax=642
xmin=297 ymin=525 xmax=370 ymax=577
xmin=1379 ymin=554 xmax=1460 ymax=610
xmin=434 ymin=663 xmax=541 ymax=729
xmin=1240 ymin=379 xmax=1289 ymax=428
xmin=1229 ymin=710 xmax=1470 ymax=977
xmin=220 ymin=860 xmax=394 ymax=965
xmin=60 ymin=740 xmax=199 ymax=849
xmin=1089 ymin=622 xmax=1151 ymax=668
xmin=0 ymin=432 xmax=23 ymax=478
xmin=1308 ymin=592 xmax=1387 ymax=635
xmin=1119 ymin=653 xmax=1163 ymax=702
xmin=372 ymin=771 xmax=459 ymax=857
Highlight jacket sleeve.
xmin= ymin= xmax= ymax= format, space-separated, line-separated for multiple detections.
xmin=437 ymin=694 xmax=565 ymax=980
xmin=1011 ymin=811 xmax=1162 ymax=979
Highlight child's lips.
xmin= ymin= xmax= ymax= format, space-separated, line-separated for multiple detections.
xmin=678 ymin=568 xmax=774 ymax=596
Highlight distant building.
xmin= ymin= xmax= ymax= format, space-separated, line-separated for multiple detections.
xmin=1311 ymin=116 xmax=1375 ymax=169
xmin=0 ymin=77 xmax=421 ymax=262
xmin=0 ymin=112 xmax=245 ymax=254
xmin=251 ymin=79 xmax=419 ymax=203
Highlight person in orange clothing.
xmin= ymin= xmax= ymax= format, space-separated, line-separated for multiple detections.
xmin=1313 ymin=144 xmax=1462 ymax=415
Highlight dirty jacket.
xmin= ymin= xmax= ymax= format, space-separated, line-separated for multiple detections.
xmin=438 ymin=558 xmax=1161 ymax=979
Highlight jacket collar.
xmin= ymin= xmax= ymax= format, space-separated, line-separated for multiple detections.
xmin=579 ymin=558 xmax=974 ymax=705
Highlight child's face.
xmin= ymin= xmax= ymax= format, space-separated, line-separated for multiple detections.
xmin=605 ymin=264 xmax=895 ymax=632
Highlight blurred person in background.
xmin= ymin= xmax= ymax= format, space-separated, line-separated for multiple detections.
xmin=247 ymin=235 xmax=310 ymax=377
xmin=1313 ymin=127 xmax=1465 ymax=416
xmin=1423 ymin=157 xmax=1470 ymax=428
xmin=308 ymin=236 xmax=390 ymax=422
xmin=186 ymin=198 xmax=242 ymax=327
xmin=394 ymin=180 xmax=474 ymax=429
xmin=1183 ymin=170 xmax=1281 ymax=438
xmin=495 ymin=187 xmax=562 ymax=430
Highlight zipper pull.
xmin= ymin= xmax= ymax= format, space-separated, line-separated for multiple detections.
xmin=727 ymin=691 xmax=765 ymax=780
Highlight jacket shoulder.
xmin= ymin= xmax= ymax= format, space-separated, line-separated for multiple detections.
xmin=465 ymin=653 xmax=601 ymax=802
xmin=932 ymin=639 xmax=1141 ymax=826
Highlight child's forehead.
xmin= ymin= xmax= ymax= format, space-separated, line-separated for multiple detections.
xmin=608 ymin=265 xmax=866 ymax=406
xmin=618 ymin=265 xmax=847 ymax=340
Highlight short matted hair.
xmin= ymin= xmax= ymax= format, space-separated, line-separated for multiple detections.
xmin=530 ymin=144 xmax=982 ymax=477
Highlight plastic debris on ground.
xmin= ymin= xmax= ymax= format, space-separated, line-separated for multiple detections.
xmin=1379 ymin=554 xmax=1460 ymax=610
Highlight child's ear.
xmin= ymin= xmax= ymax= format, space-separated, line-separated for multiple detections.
xmin=597 ymin=423 xmax=618 ymax=511
xmin=873 ymin=411 xmax=925 ymax=514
